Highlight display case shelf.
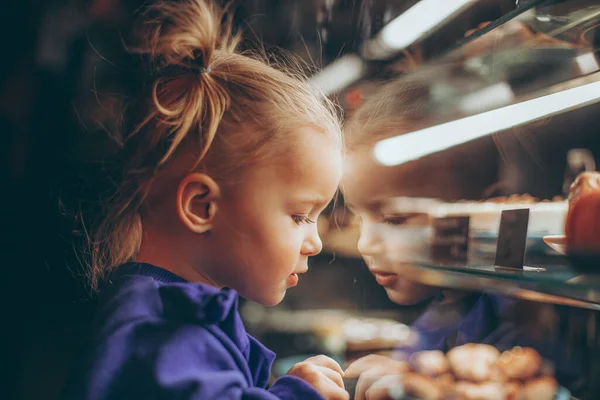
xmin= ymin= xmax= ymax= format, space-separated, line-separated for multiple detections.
xmin=395 ymin=257 xmax=600 ymax=310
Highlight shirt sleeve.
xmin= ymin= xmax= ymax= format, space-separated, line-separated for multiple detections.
xmin=64 ymin=320 xmax=325 ymax=400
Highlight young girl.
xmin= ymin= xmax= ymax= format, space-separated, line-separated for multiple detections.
xmin=62 ymin=1 xmax=348 ymax=399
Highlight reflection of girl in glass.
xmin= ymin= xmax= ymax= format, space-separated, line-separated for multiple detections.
xmin=342 ymin=70 xmax=498 ymax=306
xmin=340 ymin=72 xmax=579 ymax=393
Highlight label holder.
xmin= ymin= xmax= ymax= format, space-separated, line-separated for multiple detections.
xmin=494 ymin=209 xmax=530 ymax=270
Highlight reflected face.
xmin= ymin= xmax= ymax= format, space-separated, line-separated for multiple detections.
xmin=342 ymin=147 xmax=439 ymax=305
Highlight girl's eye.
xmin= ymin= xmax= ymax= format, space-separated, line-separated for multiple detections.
xmin=292 ymin=215 xmax=315 ymax=225
xmin=382 ymin=215 xmax=410 ymax=226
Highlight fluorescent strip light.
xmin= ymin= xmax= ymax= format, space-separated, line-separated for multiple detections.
xmin=380 ymin=0 xmax=475 ymax=51
xmin=309 ymin=54 xmax=365 ymax=95
xmin=457 ymin=82 xmax=514 ymax=114
xmin=374 ymin=79 xmax=600 ymax=166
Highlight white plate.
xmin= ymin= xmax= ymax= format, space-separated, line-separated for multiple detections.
xmin=543 ymin=235 xmax=567 ymax=255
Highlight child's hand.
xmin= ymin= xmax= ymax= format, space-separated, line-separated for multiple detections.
xmin=345 ymin=354 xmax=410 ymax=378
xmin=287 ymin=355 xmax=349 ymax=400
xmin=345 ymin=355 xmax=410 ymax=400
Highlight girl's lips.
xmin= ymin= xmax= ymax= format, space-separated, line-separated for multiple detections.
xmin=373 ymin=272 xmax=398 ymax=287
xmin=287 ymin=273 xmax=299 ymax=287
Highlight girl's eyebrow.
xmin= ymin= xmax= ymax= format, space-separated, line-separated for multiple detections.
xmin=293 ymin=194 xmax=331 ymax=205
xmin=346 ymin=199 xmax=384 ymax=213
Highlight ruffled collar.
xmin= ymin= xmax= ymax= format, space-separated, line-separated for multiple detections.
xmin=111 ymin=262 xmax=239 ymax=324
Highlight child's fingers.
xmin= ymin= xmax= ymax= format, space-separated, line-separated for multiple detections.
xmin=305 ymin=355 xmax=345 ymax=375
xmin=327 ymin=385 xmax=351 ymax=400
xmin=287 ymin=360 xmax=349 ymax=400
xmin=353 ymin=367 xmax=406 ymax=400
xmin=354 ymin=368 xmax=385 ymax=400
xmin=365 ymin=375 xmax=404 ymax=400
xmin=316 ymin=365 xmax=345 ymax=389
xmin=345 ymin=355 xmax=388 ymax=378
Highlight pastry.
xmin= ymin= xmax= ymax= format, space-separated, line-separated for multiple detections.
xmin=412 ymin=350 xmax=451 ymax=376
xmin=520 ymin=376 xmax=558 ymax=400
xmin=505 ymin=381 xmax=522 ymax=400
xmin=403 ymin=372 xmax=443 ymax=400
xmin=436 ymin=372 xmax=456 ymax=391
xmin=496 ymin=347 xmax=542 ymax=381
xmin=349 ymin=345 xmax=560 ymax=400
xmin=453 ymin=381 xmax=508 ymax=400
xmin=447 ymin=344 xmax=501 ymax=382
xmin=343 ymin=318 xmax=418 ymax=352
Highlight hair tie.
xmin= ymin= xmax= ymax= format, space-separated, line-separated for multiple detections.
xmin=199 ymin=66 xmax=211 ymax=74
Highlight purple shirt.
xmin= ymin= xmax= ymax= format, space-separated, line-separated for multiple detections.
xmin=410 ymin=292 xmax=509 ymax=351
xmin=62 ymin=263 xmax=324 ymax=400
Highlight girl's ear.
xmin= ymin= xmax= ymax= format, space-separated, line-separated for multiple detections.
xmin=176 ymin=173 xmax=221 ymax=234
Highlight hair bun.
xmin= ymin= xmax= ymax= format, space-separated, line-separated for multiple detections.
xmin=131 ymin=0 xmax=240 ymax=72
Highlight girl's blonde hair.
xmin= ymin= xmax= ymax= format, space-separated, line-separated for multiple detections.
xmin=344 ymin=72 xmax=436 ymax=149
xmin=81 ymin=0 xmax=341 ymax=290
xmin=343 ymin=70 xmax=498 ymax=200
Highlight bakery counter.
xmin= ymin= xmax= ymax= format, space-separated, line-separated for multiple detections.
xmin=239 ymin=254 xmax=599 ymax=399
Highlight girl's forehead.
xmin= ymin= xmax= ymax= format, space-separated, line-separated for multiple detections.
xmin=233 ymin=129 xmax=342 ymax=199
xmin=287 ymin=127 xmax=342 ymax=165
xmin=342 ymin=151 xmax=404 ymax=203
xmin=284 ymin=134 xmax=342 ymax=192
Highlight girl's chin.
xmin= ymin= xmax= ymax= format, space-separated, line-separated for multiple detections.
xmin=255 ymin=289 xmax=288 ymax=307
xmin=385 ymin=287 xmax=435 ymax=306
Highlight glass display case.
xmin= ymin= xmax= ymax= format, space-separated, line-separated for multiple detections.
xmin=245 ymin=1 xmax=600 ymax=399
